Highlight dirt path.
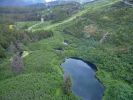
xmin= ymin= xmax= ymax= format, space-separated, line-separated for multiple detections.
xmin=28 ymin=22 xmax=43 ymax=31
xmin=31 ymin=0 xmax=120 ymax=32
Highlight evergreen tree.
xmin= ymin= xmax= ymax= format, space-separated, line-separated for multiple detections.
xmin=63 ymin=74 xmax=72 ymax=95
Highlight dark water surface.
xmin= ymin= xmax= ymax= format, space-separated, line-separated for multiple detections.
xmin=61 ymin=58 xmax=104 ymax=100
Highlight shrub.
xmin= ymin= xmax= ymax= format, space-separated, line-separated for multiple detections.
xmin=0 ymin=45 xmax=6 ymax=58
xmin=104 ymin=81 xmax=133 ymax=100
xmin=63 ymin=74 xmax=72 ymax=95
xmin=11 ymin=53 xmax=24 ymax=74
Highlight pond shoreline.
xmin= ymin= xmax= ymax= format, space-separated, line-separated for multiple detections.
xmin=61 ymin=57 xmax=105 ymax=100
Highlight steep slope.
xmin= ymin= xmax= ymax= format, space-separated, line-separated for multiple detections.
xmin=0 ymin=0 xmax=133 ymax=100
xmin=31 ymin=0 xmax=120 ymax=31
xmin=62 ymin=1 xmax=133 ymax=100
xmin=0 ymin=0 xmax=44 ymax=6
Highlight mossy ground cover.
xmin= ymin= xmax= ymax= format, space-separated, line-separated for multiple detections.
xmin=0 ymin=0 xmax=133 ymax=100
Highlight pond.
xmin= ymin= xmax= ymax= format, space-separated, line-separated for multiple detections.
xmin=61 ymin=58 xmax=104 ymax=100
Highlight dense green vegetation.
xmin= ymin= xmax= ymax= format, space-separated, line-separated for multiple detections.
xmin=0 ymin=22 xmax=53 ymax=58
xmin=0 ymin=0 xmax=133 ymax=100
xmin=63 ymin=1 xmax=133 ymax=99
xmin=44 ymin=2 xmax=80 ymax=23
xmin=0 ymin=2 xmax=80 ymax=23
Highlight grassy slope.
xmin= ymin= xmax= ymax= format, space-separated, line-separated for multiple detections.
xmin=0 ymin=0 xmax=133 ymax=100
xmin=61 ymin=1 xmax=133 ymax=100
xmin=32 ymin=0 xmax=120 ymax=32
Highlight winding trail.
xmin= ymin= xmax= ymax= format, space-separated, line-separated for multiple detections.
xmin=28 ymin=22 xmax=43 ymax=31
xmin=29 ymin=0 xmax=120 ymax=32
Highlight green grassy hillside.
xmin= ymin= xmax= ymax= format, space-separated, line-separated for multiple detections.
xmin=62 ymin=1 xmax=133 ymax=99
xmin=0 ymin=0 xmax=133 ymax=100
